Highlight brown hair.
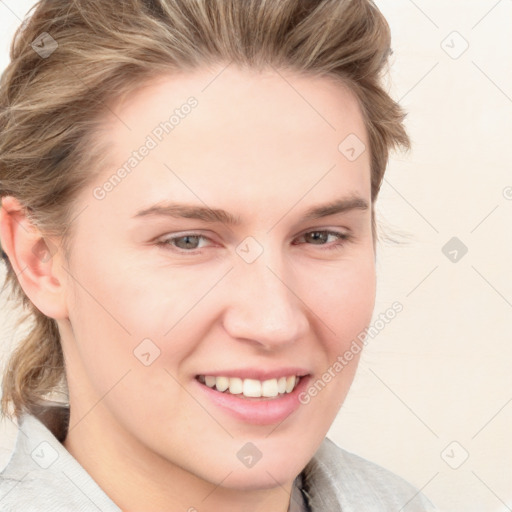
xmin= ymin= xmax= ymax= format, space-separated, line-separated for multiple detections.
xmin=0 ymin=0 xmax=410 ymax=430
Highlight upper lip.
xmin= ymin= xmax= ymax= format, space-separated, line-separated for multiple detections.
xmin=195 ymin=367 xmax=311 ymax=380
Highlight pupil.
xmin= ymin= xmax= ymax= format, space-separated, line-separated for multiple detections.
xmin=177 ymin=236 xmax=199 ymax=249
xmin=307 ymin=231 xmax=326 ymax=244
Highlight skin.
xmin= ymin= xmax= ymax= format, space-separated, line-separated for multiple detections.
xmin=0 ymin=65 xmax=376 ymax=512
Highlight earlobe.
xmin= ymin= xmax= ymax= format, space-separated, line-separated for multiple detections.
xmin=0 ymin=195 xmax=68 ymax=320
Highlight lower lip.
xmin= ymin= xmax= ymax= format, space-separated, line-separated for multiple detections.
xmin=194 ymin=376 xmax=311 ymax=426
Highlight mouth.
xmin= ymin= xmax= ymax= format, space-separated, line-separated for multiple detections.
xmin=195 ymin=374 xmax=304 ymax=401
xmin=194 ymin=372 xmax=312 ymax=425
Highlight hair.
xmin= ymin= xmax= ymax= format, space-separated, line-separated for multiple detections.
xmin=0 ymin=0 xmax=410 ymax=434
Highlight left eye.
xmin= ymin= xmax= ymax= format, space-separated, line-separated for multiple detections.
xmin=157 ymin=230 xmax=350 ymax=253
xmin=294 ymin=230 xmax=349 ymax=247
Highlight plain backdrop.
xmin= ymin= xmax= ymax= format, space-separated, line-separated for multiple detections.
xmin=0 ymin=1 xmax=511 ymax=511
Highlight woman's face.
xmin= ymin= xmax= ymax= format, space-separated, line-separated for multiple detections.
xmin=59 ymin=65 xmax=376 ymax=491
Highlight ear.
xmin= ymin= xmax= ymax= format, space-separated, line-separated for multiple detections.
xmin=0 ymin=195 xmax=69 ymax=320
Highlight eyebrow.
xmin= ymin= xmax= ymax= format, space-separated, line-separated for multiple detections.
xmin=132 ymin=196 xmax=369 ymax=225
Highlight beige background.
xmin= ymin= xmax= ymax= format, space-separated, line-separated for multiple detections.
xmin=1 ymin=1 xmax=511 ymax=511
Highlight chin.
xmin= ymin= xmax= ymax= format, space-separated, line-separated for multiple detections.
xmin=220 ymin=468 xmax=299 ymax=491
xmin=211 ymin=452 xmax=307 ymax=490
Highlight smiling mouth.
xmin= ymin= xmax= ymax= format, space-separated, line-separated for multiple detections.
xmin=195 ymin=374 xmax=303 ymax=400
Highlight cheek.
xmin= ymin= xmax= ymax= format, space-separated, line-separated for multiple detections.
xmin=64 ymin=247 xmax=217 ymax=386
xmin=63 ymin=251 xmax=168 ymax=393
xmin=306 ymin=255 xmax=376 ymax=346
xmin=297 ymin=258 xmax=375 ymax=424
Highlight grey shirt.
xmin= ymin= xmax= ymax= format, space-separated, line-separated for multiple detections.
xmin=0 ymin=412 xmax=438 ymax=511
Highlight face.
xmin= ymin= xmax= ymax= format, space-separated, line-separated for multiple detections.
xmin=58 ymin=65 xmax=376 ymax=490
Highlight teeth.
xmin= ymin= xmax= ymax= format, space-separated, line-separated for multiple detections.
xmin=229 ymin=377 xmax=243 ymax=395
xmin=285 ymin=376 xmax=296 ymax=393
xmin=215 ymin=376 xmax=229 ymax=392
xmin=243 ymin=379 xmax=262 ymax=397
xmin=262 ymin=378 xmax=278 ymax=397
xmin=205 ymin=375 xmax=216 ymax=388
xmin=199 ymin=375 xmax=300 ymax=398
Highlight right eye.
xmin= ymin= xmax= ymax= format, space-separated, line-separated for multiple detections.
xmin=156 ymin=233 xmax=213 ymax=253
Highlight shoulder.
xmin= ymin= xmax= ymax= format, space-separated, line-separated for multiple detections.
xmin=302 ymin=437 xmax=439 ymax=512
xmin=0 ymin=412 xmax=120 ymax=512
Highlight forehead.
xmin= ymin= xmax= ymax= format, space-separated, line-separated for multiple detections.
xmin=90 ymin=66 xmax=371 ymax=221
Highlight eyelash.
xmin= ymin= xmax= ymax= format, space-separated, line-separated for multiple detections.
xmin=156 ymin=230 xmax=352 ymax=254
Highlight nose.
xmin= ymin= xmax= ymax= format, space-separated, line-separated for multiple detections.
xmin=222 ymin=248 xmax=309 ymax=350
